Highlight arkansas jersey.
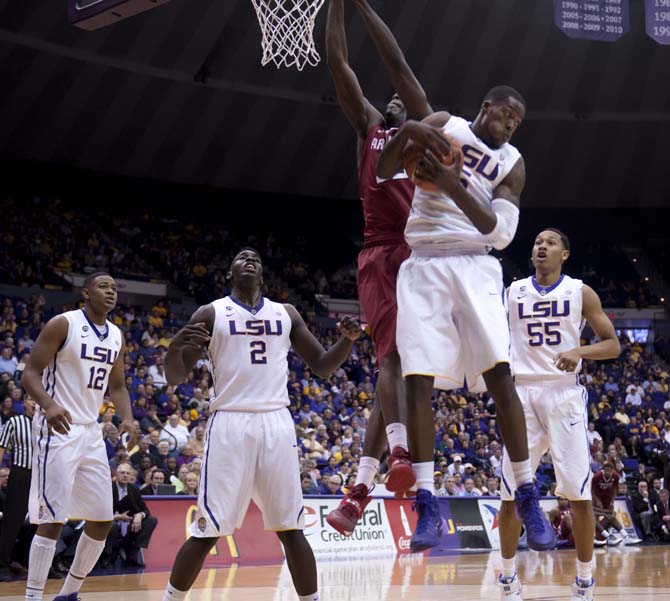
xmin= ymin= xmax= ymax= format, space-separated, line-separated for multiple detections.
xmin=592 ymin=470 xmax=620 ymax=509
xmin=405 ymin=116 xmax=521 ymax=254
xmin=42 ymin=309 xmax=122 ymax=425
xmin=509 ymin=274 xmax=585 ymax=382
xmin=207 ymin=296 xmax=292 ymax=412
xmin=358 ymin=126 xmax=414 ymax=247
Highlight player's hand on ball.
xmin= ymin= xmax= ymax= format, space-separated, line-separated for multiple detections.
xmin=415 ymin=147 xmax=464 ymax=195
xmin=119 ymin=419 xmax=137 ymax=450
xmin=404 ymin=121 xmax=452 ymax=158
xmin=172 ymin=323 xmax=211 ymax=350
xmin=553 ymin=349 xmax=581 ymax=372
xmin=338 ymin=316 xmax=362 ymax=341
xmin=45 ymin=402 xmax=72 ymax=435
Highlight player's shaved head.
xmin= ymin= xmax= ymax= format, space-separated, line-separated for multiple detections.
xmin=83 ymin=271 xmax=113 ymax=289
xmin=484 ymin=85 xmax=526 ymax=109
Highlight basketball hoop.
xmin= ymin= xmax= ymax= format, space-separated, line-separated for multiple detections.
xmin=250 ymin=0 xmax=326 ymax=71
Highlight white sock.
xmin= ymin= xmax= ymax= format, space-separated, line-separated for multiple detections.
xmin=298 ymin=594 xmax=319 ymax=601
xmin=386 ymin=423 xmax=408 ymax=451
xmin=355 ymin=456 xmax=379 ymax=489
xmin=577 ymin=559 xmax=592 ymax=583
xmin=163 ymin=582 xmax=188 ymax=601
xmin=413 ymin=462 xmax=435 ymax=494
xmin=59 ymin=532 xmax=106 ymax=595
xmin=26 ymin=535 xmax=57 ymax=601
xmin=501 ymin=555 xmax=516 ymax=580
xmin=601 ymin=529 xmax=611 ymax=538
xmin=510 ymin=460 xmax=533 ymax=487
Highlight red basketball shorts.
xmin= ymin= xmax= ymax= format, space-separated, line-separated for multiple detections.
xmin=357 ymin=242 xmax=410 ymax=363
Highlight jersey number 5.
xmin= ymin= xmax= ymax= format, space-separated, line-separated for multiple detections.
xmin=250 ymin=341 xmax=267 ymax=364
xmin=87 ymin=366 xmax=108 ymax=390
xmin=527 ymin=321 xmax=561 ymax=347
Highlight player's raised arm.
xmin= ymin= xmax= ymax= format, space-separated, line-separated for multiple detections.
xmin=376 ymin=112 xmax=451 ymax=179
xmin=554 ymin=286 xmax=621 ymax=372
xmin=284 ymin=305 xmax=360 ymax=377
xmin=108 ymin=337 xmax=137 ymax=449
xmin=165 ymin=305 xmax=214 ymax=385
xmin=352 ymin=0 xmax=431 ymax=120
xmin=326 ymin=0 xmax=383 ymax=140
xmin=21 ymin=315 xmax=72 ymax=434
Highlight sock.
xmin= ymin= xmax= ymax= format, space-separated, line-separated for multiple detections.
xmin=59 ymin=533 xmax=106 ymax=595
xmin=298 ymin=594 xmax=319 ymax=601
xmin=26 ymin=535 xmax=57 ymax=601
xmin=510 ymin=460 xmax=533 ymax=488
xmin=501 ymin=555 xmax=516 ymax=580
xmin=386 ymin=423 xmax=408 ymax=451
xmin=413 ymin=462 xmax=435 ymax=494
xmin=355 ymin=456 xmax=379 ymax=489
xmin=163 ymin=582 xmax=188 ymax=601
xmin=577 ymin=559 xmax=592 ymax=584
xmin=601 ymin=529 xmax=611 ymax=538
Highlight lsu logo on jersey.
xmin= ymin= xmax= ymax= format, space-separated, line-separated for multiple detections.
xmin=229 ymin=319 xmax=283 ymax=336
xmin=517 ymin=300 xmax=570 ymax=320
xmin=80 ymin=344 xmax=118 ymax=365
xmin=461 ymin=144 xmax=500 ymax=181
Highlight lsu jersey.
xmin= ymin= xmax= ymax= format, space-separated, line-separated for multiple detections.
xmin=404 ymin=115 xmax=522 ymax=254
xmin=43 ymin=309 xmax=122 ymax=424
xmin=509 ymin=274 xmax=585 ymax=382
xmin=207 ymin=296 xmax=292 ymax=412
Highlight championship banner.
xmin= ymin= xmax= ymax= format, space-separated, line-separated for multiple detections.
xmin=554 ymin=0 xmax=630 ymax=41
xmin=645 ymin=0 xmax=670 ymax=44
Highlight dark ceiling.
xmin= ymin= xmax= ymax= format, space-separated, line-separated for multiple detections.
xmin=0 ymin=0 xmax=669 ymax=207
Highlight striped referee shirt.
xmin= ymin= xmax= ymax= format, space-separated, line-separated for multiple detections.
xmin=0 ymin=414 xmax=32 ymax=469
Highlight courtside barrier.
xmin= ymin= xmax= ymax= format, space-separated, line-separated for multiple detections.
xmin=142 ymin=495 xmax=639 ymax=569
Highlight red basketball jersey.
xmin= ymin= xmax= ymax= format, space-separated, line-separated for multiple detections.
xmin=592 ymin=470 xmax=620 ymax=509
xmin=357 ymin=126 xmax=414 ymax=247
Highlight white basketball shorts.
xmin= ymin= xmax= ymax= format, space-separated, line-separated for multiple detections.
xmin=190 ymin=408 xmax=305 ymax=538
xmin=29 ymin=417 xmax=113 ymax=524
xmin=500 ymin=380 xmax=592 ymax=501
xmin=396 ymin=252 xmax=510 ymax=390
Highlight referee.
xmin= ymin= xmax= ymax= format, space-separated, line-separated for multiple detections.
xmin=0 ymin=394 xmax=35 ymax=581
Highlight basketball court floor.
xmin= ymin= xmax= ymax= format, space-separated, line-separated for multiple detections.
xmin=1 ymin=546 xmax=669 ymax=600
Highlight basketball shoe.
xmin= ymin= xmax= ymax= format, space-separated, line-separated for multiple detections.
xmin=514 ymin=483 xmax=557 ymax=551
xmin=622 ymin=532 xmax=642 ymax=545
xmin=384 ymin=446 xmax=415 ymax=494
xmin=498 ymin=574 xmax=523 ymax=600
xmin=571 ymin=577 xmax=595 ymax=600
xmin=326 ymin=484 xmax=372 ymax=536
xmin=54 ymin=594 xmax=79 ymax=601
xmin=409 ymin=489 xmax=444 ymax=552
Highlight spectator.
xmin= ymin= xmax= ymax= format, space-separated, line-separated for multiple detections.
xmin=0 ymin=348 xmax=17 ymax=377
xmin=631 ymin=481 xmax=658 ymax=540
xmin=159 ymin=413 xmax=190 ymax=450
xmin=190 ymin=426 xmax=206 ymax=456
xmin=178 ymin=473 xmax=199 ymax=496
xmin=106 ymin=463 xmax=158 ymax=567
xmin=301 ymin=472 xmax=318 ymax=495
xmin=654 ymin=488 xmax=670 ymax=541
xmin=461 ymin=477 xmax=480 ymax=497
xmin=486 ymin=477 xmax=500 ymax=496
xmin=587 ymin=422 xmax=603 ymax=447
xmin=324 ymin=475 xmax=343 ymax=495
xmin=141 ymin=469 xmax=166 ymax=496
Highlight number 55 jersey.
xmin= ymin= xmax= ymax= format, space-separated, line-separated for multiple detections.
xmin=508 ymin=274 xmax=585 ymax=383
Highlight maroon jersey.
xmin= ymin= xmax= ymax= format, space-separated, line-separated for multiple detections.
xmin=358 ymin=126 xmax=414 ymax=247
xmin=592 ymin=470 xmax=620 ymax=509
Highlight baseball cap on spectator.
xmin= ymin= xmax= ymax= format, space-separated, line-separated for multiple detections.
xmin=453 ymin=455 xmax=462 ymax=462
xmin=463 ymin=463 xmax=475 ymax=470
xmin=434 ymin=471 xmax=443 ymax=477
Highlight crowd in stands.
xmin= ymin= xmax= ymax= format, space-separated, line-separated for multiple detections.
xmin=0 ymin=196 xmax=663 ymax=310
xmin=1 ymin=291 xmax=670 ymax=553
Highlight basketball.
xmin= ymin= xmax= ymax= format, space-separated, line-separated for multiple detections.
xmin=403 ymin=134 xmax=461 ymax=192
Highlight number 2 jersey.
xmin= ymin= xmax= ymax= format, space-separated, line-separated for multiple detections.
xmin=43 ymin=309 xmax=122 ymax=425
xmin=508 ymin=274 xmax=585 ymax=383
xmin=207 ymin=296 xmax=292 ymax=412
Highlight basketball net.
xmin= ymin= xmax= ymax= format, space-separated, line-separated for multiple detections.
xmin=250 ymin=0 xmax=326 ymax=70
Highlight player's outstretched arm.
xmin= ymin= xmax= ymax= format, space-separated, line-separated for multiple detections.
xmin=21 ymin=315 xmax=72 ymax=434
xmin=165 ymin=305 xmax=213 ymax=386
xmin=376 ymin=112 xmax=450 ymax=179
xmin=285 ymin=305 xmax=360 ymax=377
xmin=554 ymin=286 xmax=621 ymax=372
xmin=326 ymin=0 xmax=383 ymax=140
xmin=352 ymin=0 xmax=431 ymax=120
xmin=109 ymin=338 xmax=137 ymax=449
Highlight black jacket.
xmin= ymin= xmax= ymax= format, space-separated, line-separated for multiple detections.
xmin=112 ymin=482 xmax=151 ymax=516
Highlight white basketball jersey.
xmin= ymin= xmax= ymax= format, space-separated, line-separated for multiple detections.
xmin=43 ymin=309 xmax=123 ymax=425
xmin=207 ymin=296 xmax=292 ymax=412
xmin=405 ymin=115 xmax=522 ymax=254
xmin=509 ymin=275 xmax=585 ymax=382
